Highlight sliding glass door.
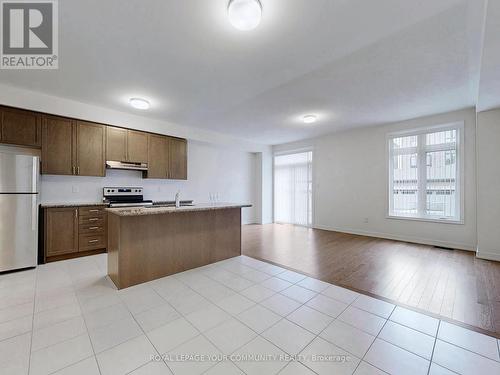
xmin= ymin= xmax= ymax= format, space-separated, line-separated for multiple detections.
xmin=274 ymin=151 xmax=313 ymax=226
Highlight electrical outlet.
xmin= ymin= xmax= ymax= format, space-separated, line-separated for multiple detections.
xmin=363 ymin=217 xmax=369 ymax=223
xmin=72 ymin=186 xmax=79 ymax=193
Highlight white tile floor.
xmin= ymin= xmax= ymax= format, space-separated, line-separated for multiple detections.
xmin=0 ymin=254 xmax=499 ymax=375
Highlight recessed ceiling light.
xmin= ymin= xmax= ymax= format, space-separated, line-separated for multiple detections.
xmin=228 ymin=0 xmax=262 ymax=31
xmin=129 ymin=98 xmax=150 ymax=110
xmin=303 ymin=115 xmax=317 ymax=124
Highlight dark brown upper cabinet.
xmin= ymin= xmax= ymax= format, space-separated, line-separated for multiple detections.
xmin=106 ymin=127 xmax=148 ymax=164
xmin=75 ymin=121 xmax=106 ymax=176
xmin=127 ymin=130 xmax=148 ymax=163
xmin=1 ymin=104 xmax=187 ymax=179
xmin=147 ymin=134 xmax=169 ymax=179
xmin=42 ymin=115 xmax=75 ymax=175
xmin=168 ymin=137 xmax=187 ymax=180
xmin=42 ymin=116 xmax=105 ymax=176
xmin=0 ymin=106 xmax=41 ymax=148
xmin=106 ymin=126 xmax=127 ymax=162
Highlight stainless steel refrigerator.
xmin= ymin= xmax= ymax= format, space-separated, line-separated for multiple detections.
xmin=0 ymin=150 xmax=39 ymax=272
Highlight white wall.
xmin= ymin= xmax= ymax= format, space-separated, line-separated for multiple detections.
xmin=254 ymin=150 xmax=274 ymax=224
xmin=476 ymin=109 xmax=500 ymax=261
xmin=274 ymin=108 xmax=477 ymax=250
xmin=41 ymin=140 xmax=257 ymax=224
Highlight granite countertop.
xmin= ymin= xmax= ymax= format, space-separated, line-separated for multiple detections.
xmin=40 ymin=202 xmax=109 ymax=208
xmin=106 ymin=203 xmax=252 ymax=217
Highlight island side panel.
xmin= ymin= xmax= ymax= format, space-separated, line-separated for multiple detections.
xmin=107 ymin=212 xmax=121 ymax=288
xmin=112 ymin=208 xmax=242 ymax=289
xmin=213 ymin=207 xmax=242 ymax=262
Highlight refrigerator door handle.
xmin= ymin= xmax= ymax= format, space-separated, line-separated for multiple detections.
xmin=32 ymin=156 xmax=39 ymax=193
xmin=32 ymin=194 xmax=37 ymax=231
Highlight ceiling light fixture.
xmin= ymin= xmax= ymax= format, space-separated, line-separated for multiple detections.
xmin=303 ymin=115 xmax=317 ymax=124
xmin=129 ymin=98 xmax=150 ymax=110
xmin=228 ymin=0 xmax=262 ymax=31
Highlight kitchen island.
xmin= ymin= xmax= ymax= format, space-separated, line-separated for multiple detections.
xmin=106 ymin=203 xmax=251 ymax=289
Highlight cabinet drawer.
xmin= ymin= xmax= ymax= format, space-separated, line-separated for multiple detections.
xmin=79 ymin=234 xmax=106 ymax=251
xmin=79 ymin=224 xmax=105 ymax=235
xmin=79 ymin=215 xmax=106 ymax=225
xmin=79 ymin=206 xmax=107 ymax=217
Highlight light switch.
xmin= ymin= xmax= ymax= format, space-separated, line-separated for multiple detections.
xmin=72 ymin=186 xmax=80 ymax=193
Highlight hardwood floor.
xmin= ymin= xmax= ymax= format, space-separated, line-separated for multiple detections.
xmin=242 ymin=223 xmax=500 ymax=337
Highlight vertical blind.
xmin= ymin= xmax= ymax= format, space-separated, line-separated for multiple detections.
xmin=274 ymin=151 xmax=312 ymax=226
xmin=388 ymin=125 xmax=461 ymax=221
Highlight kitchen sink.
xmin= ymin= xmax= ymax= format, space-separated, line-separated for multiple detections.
xmin=145 ymin=203 xmax=195 ymax=208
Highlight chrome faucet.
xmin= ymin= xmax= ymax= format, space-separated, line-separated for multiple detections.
xmin=175 ymin=191 xmax=180 ymax=208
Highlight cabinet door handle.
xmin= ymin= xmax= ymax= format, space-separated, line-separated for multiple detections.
xmin=89 ymin=226 xmax=99 ymax=230
xmin=74 ymin=209 xmax=78 ymax=219
xmin=72 ymin=166 xmax=76 ymax=175
xmin=88 ymin=218 xmax=99 ymax=222
xmin=88 ymin=239 xmax=99 ymax=243
xmin=89 ymin=209 xmax=99 ymax=213
xmin=77 ymin=166 xmax=80 ymax=175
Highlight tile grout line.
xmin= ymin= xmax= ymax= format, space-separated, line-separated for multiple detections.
xmin=426 ymin=320 xmax=471 ymax=375
xmin=246 ymin=254 xmax=500 ymax=340
xmin=9 ymin=254 xmax=499 ymax=375
xmin=27 ymin=267 xmax=38 ymax=375
xmin=171 ymin=259 xmax=297 ymax=374
xmin=28 ymin=259 xmax=119 ymax=375
xmin=427 ymin=320 xmax=440 ymax=375
xmin=244 ymin=256 xmax=500 ymax=369
xmin=124 ymin=295 xmax=173 ymax=375
xmin=356 ymin=304 xmax=396 ymax=374
xmin=178 ymin=259 xmax=392 ymax=373
xmin=139 ymin=276 xmax=229 ymax=374
xmin=0 ymin=302 xmax=35 ymax=326
xmin=86 ymin=255 xmax=167 ymax=374
xmin=299 ymin=292 xmax=361 ymax=373
xmin=169 ymin=270 xmax=258 ymax=374
xmin=29 ymin=266 xmax=231 ymax=374
xmin=26 ymin=261 xmax=107 ymax=375
xmin=73 ymin=274 xmax=103 ymax=375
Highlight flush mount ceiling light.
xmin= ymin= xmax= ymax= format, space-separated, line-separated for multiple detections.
xmin=303 ymin=115 xmax=317 ymax=124
xmin=129 ymin=98 xmax=150 ymax=110
xmin=228 ymin=0 xmax=262 ymax=31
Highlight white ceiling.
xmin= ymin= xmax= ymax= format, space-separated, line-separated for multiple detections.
xmin=0 ymin=0 xmax=494 ymax=145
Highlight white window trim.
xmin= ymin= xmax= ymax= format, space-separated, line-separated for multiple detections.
xmin=386 ymin=121 xmax=465 ymax=225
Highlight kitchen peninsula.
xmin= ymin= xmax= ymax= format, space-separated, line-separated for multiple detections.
xmin=106 ymin=203 xmax=251 ymax=289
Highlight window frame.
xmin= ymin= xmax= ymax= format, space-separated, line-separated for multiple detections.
xmin=386 ymin=122 xmax=465 ymax=224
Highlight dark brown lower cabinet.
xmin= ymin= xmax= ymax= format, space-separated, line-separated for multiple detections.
xmin=44 ymin=205 xmax=107 ymax=262
xmin=44 ymin=207 xmax=78 ymax=257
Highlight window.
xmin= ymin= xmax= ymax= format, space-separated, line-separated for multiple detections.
xmin=274 ymin=151 xmax=312 ymax=226
xmin=388 ymin=123 xmax=463 ymax=222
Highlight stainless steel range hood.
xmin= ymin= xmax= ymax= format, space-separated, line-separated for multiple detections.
xmin=106 ymin=160 xmax=148 ymax=171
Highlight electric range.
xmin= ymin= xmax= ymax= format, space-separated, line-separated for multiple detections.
xmin=103 ymin=187 xmax=153 ymax=207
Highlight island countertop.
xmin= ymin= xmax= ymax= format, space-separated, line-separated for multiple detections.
xmin=106 ymin=203 xmax=252 ymax=217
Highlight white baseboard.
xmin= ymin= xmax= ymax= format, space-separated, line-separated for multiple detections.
xmin=476 ymin=249 xmax=500 ymax=262
xmin=313 ymin=224 xmax=475 ymax=252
